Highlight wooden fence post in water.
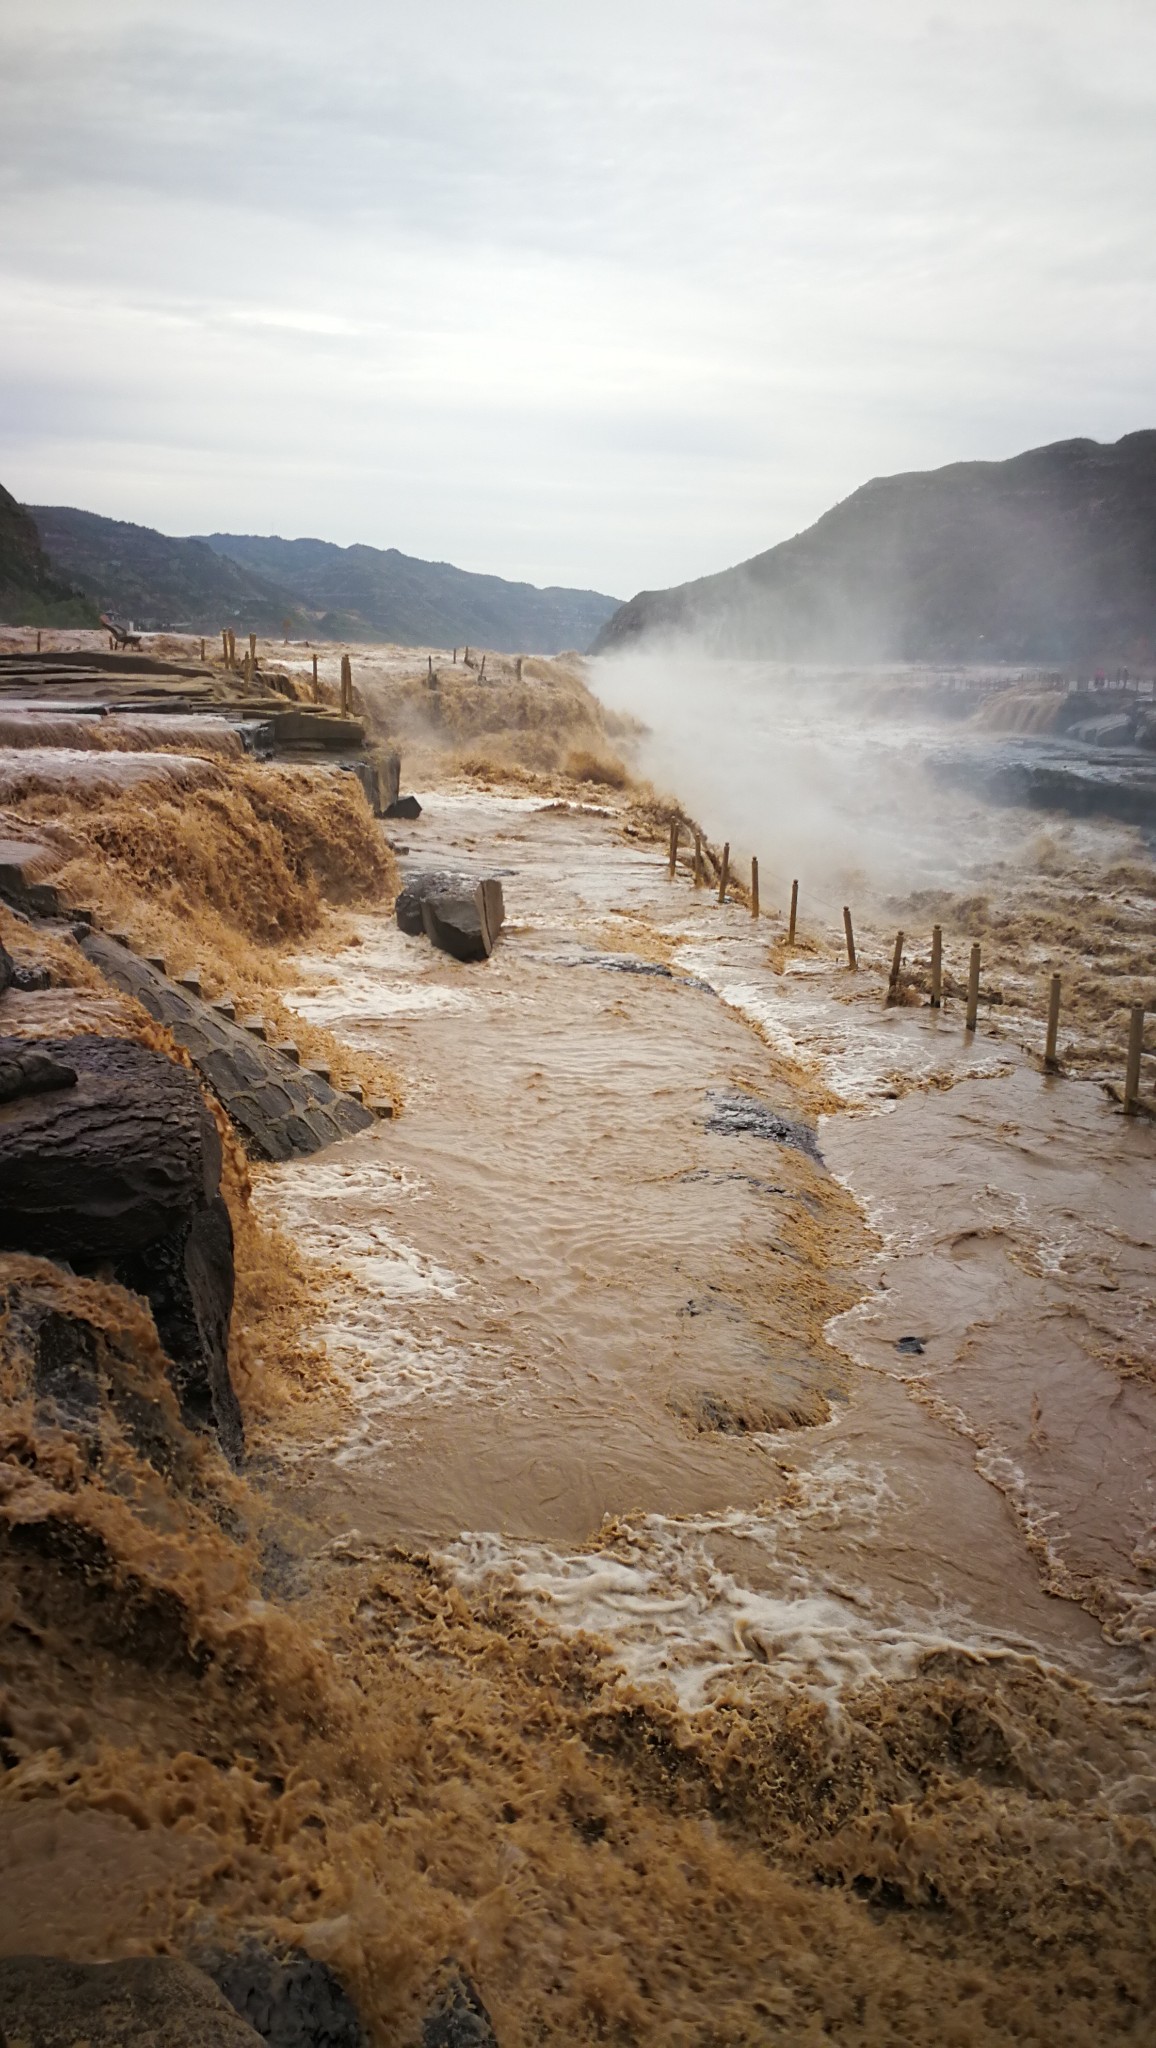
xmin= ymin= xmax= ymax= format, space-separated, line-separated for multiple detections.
xmin=668 ymin=820 xmax=678 ymax=880
xmin=227 ymin=629 xmax=236 ymax=668
xmin=249 ymin=632 xmax=257 ymax=663
xmin=1045 ymin=975 xmax=1062 ymax=1070
xmin=930 ymin=924 xmax=943 ymax=1008
xmin=1124 ymin=1004 xmax=1145 ymax=1112
xmin=888 ymin=930 xmax=904 ymax=998
xmin=965 ymin=943 xmax=981 ymax=1032
xmin=340 ymin=653 xmax=353 ymax=716
xmin=751 ymin=857 xmax=759 ymax=918
xmin=843 ymin=906 xmax=857 ymax=971
xmin=718 ymin=843 xmax=730 ymax=905
xmin=694 ymin=833 xmax=703 ymax=887
xmin=221 ymin=630 xmax=229 ymax=666
xmin=199 ymin=638 xmax=205 ymax=663
xmin=312 ymin=652 xmax=318 ymax=686
xmin=36 ymin=630 xmax=42 ymax=653
xmin=788 ymin=879 xmax=798 ymax=944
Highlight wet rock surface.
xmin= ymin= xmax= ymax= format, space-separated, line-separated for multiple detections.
xmin=201 ymin=1941 xmax=365 ymax=2048
xmin=420 ymin=1968 xmax=499 ymax=2048
xmin=81 ymin=932 xmax=374 ymax=1161
xmin=0 ymin=1955 xmax=266 ymax=2048
xmin=419 ymin=890 xmax=491 ymax=962
xmin=0 ymin=1043 xmax=76 ymax=1103
xmin=397 ymin=871 xmax=505 ymax=961
xmin=705 ymin=1088 xmax=823 ymax=1162
xmin=0 ymin=1033 xmax=241 ymax=1457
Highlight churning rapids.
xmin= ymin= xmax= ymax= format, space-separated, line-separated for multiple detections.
xmin=6 ymin=647 xmax=1155 ymax=2045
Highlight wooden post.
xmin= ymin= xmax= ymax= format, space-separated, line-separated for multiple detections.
xmin=668 ymin=820 xmax=678 ymax=880
xmin=428 ymin=654 xmax=434 ymax=683
xmin=479 ymin=654 xmax=486 ymax=678
xmin=717 ymin=843 xmax=730 ymax=905
xmin=199 ymin=637 xmax=205 ymax=662
xmin=312 ymin=652 xmax=318 ymax=686
xmin=965 ymin=943 xmax=981 ymax=1032
xmin=1044 ymin=974 xmax=1061 ymax=1070
xmin=694 ymin=832 xmax=703 ymax=887
xmin=888 ymin=930 xmax=904 ymax=997
xmin=248 ymin=632 xmax=257 ymax=663
xmin=36 ymin=630 xmax=42 ymax=652
xmin=843 ymin=906 xmax=857 ymax=971
xmin=243 ymin=650 xmax=252 ymax=686
xmin=788 ymin=879 xmax=798 ymax=944
xmin=227 ymin=629 xmax=236 ymax=668
xmin=1124 ymin=1004 xmax=1144 ymax=1111
xmin=751 ymin=857 xmax=759 ymax=918
xmin=930 ymin=924 xmax=942 ymax=1007
xmin=464 ymin=645 xmax=470 ymax=665
xmin=221 ymin=629 xmax=229 ymax=666
xmin=453 ymin=648 xmax=458 ymax=663
xmin=516 ymin=656 xmax=524 ymax=681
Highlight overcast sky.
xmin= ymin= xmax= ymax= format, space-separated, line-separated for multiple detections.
xmin=1 ymin=0 xmax=1153 ymax=596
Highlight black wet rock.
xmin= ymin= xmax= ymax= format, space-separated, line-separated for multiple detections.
xmin=12 ymin=961 xmax=52 ymax=990
xmin=202 ymin=1941 xmax=365 ymax=2048
xmin=0 ymin=1956 xmax=265 ymax=2048
xmin=398 ymin=872 xmax=505 ymax=960
xmin=422 ymin=1967 xmax=499 ymax=2048
xmin=385 ymin=792 xmax=423 ymax=819
xmin=0 ymin=1044 xmax=76 ymax=1103
xmin=420 ymin=891 xmax=490 ymax=962
xmin=705 ymin=1089 xmax=823 ymax=1162
xmin=396 ymin=871 xmax=473 ymax=936
xmin=0 ymin=1033 xmax=242 ymax=1458
xmin=0 ymin=1034 xmax=220 ymax=1256
xmin=895 ymin=1335 xmax=926 ymax=1355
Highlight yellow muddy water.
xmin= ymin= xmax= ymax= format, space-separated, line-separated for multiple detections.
xmin=6 ymin=780 xmax=1156 ymax=2045
xmin=258 ymin=790 xmax=1154 ymax=1708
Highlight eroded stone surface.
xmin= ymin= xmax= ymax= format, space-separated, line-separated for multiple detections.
xmin=81 ymin=933 xmax=374 ymax=1161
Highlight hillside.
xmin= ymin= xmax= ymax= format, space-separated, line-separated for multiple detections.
xmin=28 ymin=505 xmax=319 ymax=638
xmin=204 ymin=532 xmax=620 ymax=653
xmin=0 ymin=485 xmax=98 ymax=627
xmin=26 ymin=500 xmax=620 ymax=652
xmin=593 ymin=432 xmax=1156 ymax=666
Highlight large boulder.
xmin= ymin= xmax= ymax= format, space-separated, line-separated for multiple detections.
xmin=0 ymin=1034 xmax=241 ymax=1459
xmin=0 ymin=1956 xmax=265 ymax=2048
xmin=397 ymin=873 xmax=505 ymax=960
xmin=200 ymin=1942 xmax=364 ymax=2048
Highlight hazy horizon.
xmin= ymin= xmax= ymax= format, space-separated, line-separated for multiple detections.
xmin=3 ymin=1 xmax=1155 ymax=596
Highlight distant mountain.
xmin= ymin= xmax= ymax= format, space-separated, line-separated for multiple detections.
xmin=203 ymin=532 xmax=620 ymax=654
xmin=24 ymin=500 xmax=621 ymax=653
xmin=0 ymin=485 xmax=98 ymax=627
xmin=593 ymin=433 xmax=1156 ymax=666
xmin=28 ymin=505 xmax=327 ymax=639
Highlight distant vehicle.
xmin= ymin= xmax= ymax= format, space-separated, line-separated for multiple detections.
xmin=100 ymin=612 xmax=142 ymax=649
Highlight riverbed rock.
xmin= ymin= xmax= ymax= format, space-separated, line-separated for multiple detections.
xmin=397 ymin=872 xmax=505 ymax=960
xmin=395 ymin=871 xmax=474 ymax=936
xmin=0 ymin=1955 xmax=265 ymax=2048
xmin=0 ymin=1034 xmax=242 ymax=1458
xmin=421 ymin=1967 xmax=499 ymax=2048
xmin=0 ymin=1044 xmax=76 ymax=1103
xmin=201 ymin=1941 xmax=365 ymax=2048
xmin=420 ymin=891 xmax=491 ymax=962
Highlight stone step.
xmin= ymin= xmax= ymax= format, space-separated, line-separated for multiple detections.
xmin=81 ymin=933 xmax=375 ymax=1162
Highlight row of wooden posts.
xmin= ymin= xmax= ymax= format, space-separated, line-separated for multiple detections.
xmin=666 ymin=819 xmax=1152 ymax=1115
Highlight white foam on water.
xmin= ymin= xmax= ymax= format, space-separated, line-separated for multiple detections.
xmin=444 ymin=1454 xmax=1032 ymax=1714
